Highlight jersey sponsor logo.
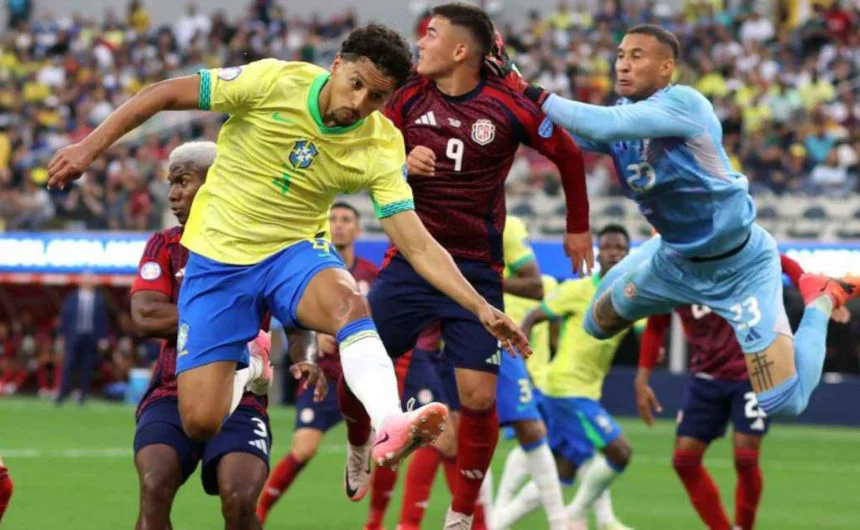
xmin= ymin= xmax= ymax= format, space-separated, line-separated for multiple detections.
xmin=289 ymin=140 xmax=319 ymax=169
xmin=538 ymin=117 xmax=554 ymax=138
xmin=140 ymin=261 xmax=161 ymax=280
xmin=177 ymin=322 xmax=189 ymax=356
xmin=448 ymin=118 xmax=461 ymax=128
xmin=414 ymin=111 xmax=437 ymax=126
xmin=471 ymin=119 xmax=496 ymax=146
xmin=218 ymin=66 xmax=242 ymax=81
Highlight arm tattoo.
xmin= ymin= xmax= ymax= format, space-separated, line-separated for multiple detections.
xmin=748 ymin=351 xmax=775 ymax=390
xmin=593 ymin=293 xmax=633 ymax=337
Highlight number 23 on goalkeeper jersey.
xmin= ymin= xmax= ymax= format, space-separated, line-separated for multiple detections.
xmin=183 ymin=59 xmax=414 ymax=266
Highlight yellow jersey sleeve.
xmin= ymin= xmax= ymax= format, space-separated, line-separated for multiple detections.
xmin=541 ymin=280 xmax=587 ymax=320
xmin=503 ymin=216 xmax=535 ymax=275
xmin=368 ymin=128 xmax=414 ymax=219
xmin=197 ymin=58 xmax=284 ymax=114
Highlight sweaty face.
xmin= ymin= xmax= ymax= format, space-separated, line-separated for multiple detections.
xmin=416 ymin=16 xmax=471 ymax=77
xmin=329 ymin=207 xmax=360 ymax=249
xmin=614 ymin=33 xmax=673 ymax=100
xmin=597 ymin=233 xmax=629 ymax=275
xmin=167 ymin=163 xmax=206 ymax=226
xmin=327 ymin=56 xmax=397 ymax=126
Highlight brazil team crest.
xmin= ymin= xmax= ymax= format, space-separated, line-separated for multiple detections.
xmin=289 ymin=140 xmax=319 ymax=169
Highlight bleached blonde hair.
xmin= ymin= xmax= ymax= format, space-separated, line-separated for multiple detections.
xmin=168 ymin=141 xmax=217 ymax=172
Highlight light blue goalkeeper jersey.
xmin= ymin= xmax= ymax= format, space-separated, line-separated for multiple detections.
xmin=542 ymin=85 xmax=756 ymax=258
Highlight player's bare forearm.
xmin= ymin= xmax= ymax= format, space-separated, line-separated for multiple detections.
xmin=521 ymin=307 xmax=550 ymax=338
xmin=504 ymin=262 xmax=544 ymax=300
xmin=85 ymin=76 xmax=200 ymax=154
xmin=130 ymin=291 xmax=178 ymax=339
xmin=286 ymin=329 xmax=318 ymax=364
xmin=381 ymin=211 xmax=485 ymax=314
xmin=634 ymin=366 xmax=652 ymax=386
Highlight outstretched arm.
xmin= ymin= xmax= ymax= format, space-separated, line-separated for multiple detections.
xmin=541 ymin=91 xmax=705 ymax=142
xmin=48 ymin=76 xmax=201 ymax=189
xmin=504 ymin=260 xmax=544 ymax=300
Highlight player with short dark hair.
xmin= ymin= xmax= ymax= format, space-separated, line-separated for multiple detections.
xmin=130 ymin=142 xmax=324 ymax=530
xmin=49 ymin=22 xmax=529 ymax=505
xmin=635 ymin=254 xmax=851 ymax=530
xmin=506 ymin=23 xmax=859 ymax=417
xmin=341 ymin=4 xmax=592 ymax=527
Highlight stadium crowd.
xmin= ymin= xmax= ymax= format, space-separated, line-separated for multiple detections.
xmin=0 ymin=0 xmax=857 ymax=232
xmin=0 ymin=0 xmax=859 ymax=396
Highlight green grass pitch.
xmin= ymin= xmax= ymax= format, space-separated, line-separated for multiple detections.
xmin=1 ymin=398 xmax=858 ymax=529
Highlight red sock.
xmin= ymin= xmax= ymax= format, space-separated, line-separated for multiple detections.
xmin=256 ymin=454 xmax=306 ymax=524
xmin=451 ymin=405 xmax=499 ymax=516
xmin=366 ymin=465 xmax=399 ymax=529
xmin=400 ymin=446 xmax=443 ymax=526
xmin=673 ymin=449 xmax=730 ymax=530
xmin=0 ymin=467 xmax=13 ymax=523
xmin=337 ymin=375 xmax=372 ymax=446
xmin=734 ymin=448 xmax=763 ymax=530
xmin=442 ymin=455 xmax=458 ymax=494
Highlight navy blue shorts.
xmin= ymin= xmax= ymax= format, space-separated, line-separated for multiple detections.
xmin=677 ymin=375 xmax=770 ymax=443
xmin=399 ymin=348 xmax=460 ymax=411
xmin=133 ymin=399 xmax=272 ymax=495
xmin=368 ymin=254 xmax=503 ymax=374
xmin=294 ymin=376 xmax=342 ymax=433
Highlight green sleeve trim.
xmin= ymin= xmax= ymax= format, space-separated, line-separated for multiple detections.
xmin=507 ymin=253 xmax=536 ymax=274
xmin=373 ymin=199 xmax=415 ymax=219
xmin=197 ymin=69 xmax=211 ymax=111
xmin=540 ymin=301 xmax=561 ymax=321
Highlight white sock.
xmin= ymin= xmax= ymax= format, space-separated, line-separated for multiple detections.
xmin=496 ymin=446 xmax=528 ymax=507
xmin=566 ymin=456 xmax=621 ymax=519
xmin=524 ymin=442 xmax=566 ymax=528
xmin=492 ymin=480 xmax=541 ymax=530
xmin=339 ymin=334 xmax=402 ymax=432
xmin=593 ymin=489 xmax=617 ymax=526
xmin=478 ymin=467 xmax=494 ymax=524
xmin=229 ymin=362 xmax=257 ymax=416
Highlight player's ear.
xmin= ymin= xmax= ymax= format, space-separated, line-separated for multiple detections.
xmin=331 ymin=54 xmax=343 ymax=73
xmin=452 ymin=42 xmax=468 ymax=64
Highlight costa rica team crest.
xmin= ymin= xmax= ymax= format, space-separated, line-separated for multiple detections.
xmin=471 ymin=119 xmax=495 ymax=146
xmin=289 ymin=140 xmax=319 ymax=169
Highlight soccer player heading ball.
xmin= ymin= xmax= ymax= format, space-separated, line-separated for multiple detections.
xmin=48 ymin=22 xmax=530 ymax=501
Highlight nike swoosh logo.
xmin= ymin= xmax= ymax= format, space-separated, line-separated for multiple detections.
xmin=344 ymin=466 xmax=359 ymax=499
xmin=372 ymin=433 xmax=390 ymax=447
xmin=272 ymin=112 xmax=292 ymax=124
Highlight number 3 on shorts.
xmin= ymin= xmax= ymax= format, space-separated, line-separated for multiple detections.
xmin=730 ymin=296 xmax=761 ymax=331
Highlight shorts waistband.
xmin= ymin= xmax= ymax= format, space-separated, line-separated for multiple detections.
xmin=689 ymin=231 xmax=751 ymax=263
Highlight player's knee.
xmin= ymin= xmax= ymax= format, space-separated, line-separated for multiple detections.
xmin=140 ymin=468 xmax=179 ymax=506
xmin=605 ymin=439 xmax=632 ymax=470
xmin=458 ymin=385 xmax=495 ymax=411
xmin=290 ymin=443 xmax=319 ymax=463
xmin=331 ymin=291 xmax=371 ymax=329
xmin=514 ymin=420 xmax=547 ymax=447
xmin=179 ymin=408 xmax=222 ymax=441
xmin=583 ymin=306 xmax=611 ymax=340
xmin=672 ymin=448 xmax=703 ymax=474
xmin=220 ymin=483 xmax=258 ymax=522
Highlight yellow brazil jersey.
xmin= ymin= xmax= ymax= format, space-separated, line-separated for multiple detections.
xmin=183 ymin=59 xmax=413 ymax=265
xmin=502 ymin=216 xmax=555 ymax=389
xmin=541 ymin=275 xmax=628 ymax=400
